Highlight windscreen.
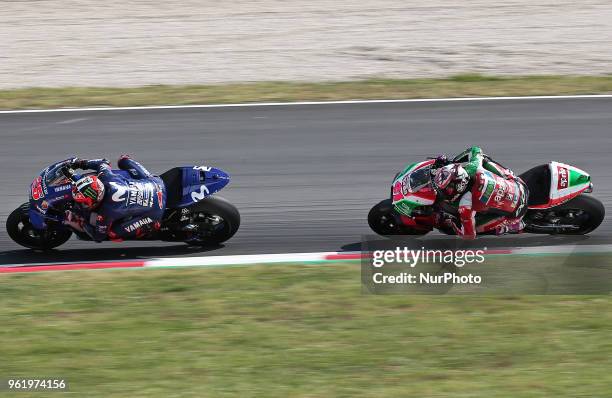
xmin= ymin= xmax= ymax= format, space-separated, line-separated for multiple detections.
xmin=408 ymin=166 xmax=431 ymax=192
xmin=43 ymin=162 xmax=71 ymax=187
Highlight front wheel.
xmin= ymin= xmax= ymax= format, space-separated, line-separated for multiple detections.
xmin=524 ymin=195 xmax=605 ymax=235
xmin=368 ymin=199 xmax=429 ymax=236
xmin=6 ymin=203 xmax=72 ymax=250
xmin=186 ymin=196 xmax=241 ymax=245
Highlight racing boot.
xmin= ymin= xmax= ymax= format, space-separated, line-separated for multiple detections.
xmin=495 ymin=219 xmax=525 ymax=235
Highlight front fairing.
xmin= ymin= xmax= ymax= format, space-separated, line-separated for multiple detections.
xmin=391 ymin=159 xmax=437 ymax=216
xmin=29 ymin=160 xmax=74 ymax=229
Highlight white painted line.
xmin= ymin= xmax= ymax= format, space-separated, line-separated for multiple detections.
xmin=56 ymin=117 xmax=89 ymax=124
xmin=145 ymin=251 xmax=345 ymax=268
xmin=510 ymin=244 xmax=612 ymax=255
xmin=0 ymin=258 xmax=142 ymax=268
xmin=1 ymin=94 xmax=612 ymax=114
xmin=145 ymin=244 xmax=612 ymax=269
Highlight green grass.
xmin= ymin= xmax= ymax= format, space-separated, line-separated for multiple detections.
xmin=2 ymin=75 xmax=612 ymax=110
xmin=1 ymin=256 xmax=612 ymax=397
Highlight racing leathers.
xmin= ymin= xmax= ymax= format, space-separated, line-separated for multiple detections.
xmin=70 ymin=157 xmax=166 ymax=242
xmin=445 ymin=147 xmax=528 ymax=240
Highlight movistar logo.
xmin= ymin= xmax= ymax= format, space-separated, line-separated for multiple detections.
xmin=109 ymin=182 xmax=127 ymax=202
xmin=191 ymin=185 xmax=210 ymax=202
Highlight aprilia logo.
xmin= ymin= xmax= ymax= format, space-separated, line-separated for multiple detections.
xmin=557 ymin=166 xmax=569 ymax=189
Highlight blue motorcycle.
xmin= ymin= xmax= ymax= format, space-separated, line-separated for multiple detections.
xmin=6 ymin=160 xmax=241 ymax=250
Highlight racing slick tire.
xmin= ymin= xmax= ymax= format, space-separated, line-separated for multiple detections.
xmin=368 ymin=199 xmax=429 ymax=236
xmin=524 ymin=194 xmax=605 ymax=235
xmin=186 ymin=196 xmax=241 ymax=245
xmin=6 ymin=203 xmax=72 ymax=250
xmin=548 ymin=195 xmax=604 ymax=235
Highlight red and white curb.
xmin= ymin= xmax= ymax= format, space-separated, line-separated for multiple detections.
xmin=1 ymin=244 xmax=611 ymax=274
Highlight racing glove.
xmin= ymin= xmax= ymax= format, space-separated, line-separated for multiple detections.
xmin=70 ymin=158 xmax=110 ymax=170
xmin=69 ymin=158 xmax=88 ymax=169
xmin=431 ymin=154 xmax=450 ymax=168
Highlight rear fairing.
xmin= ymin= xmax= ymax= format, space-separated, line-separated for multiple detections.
xmin=168 ymin=166 xmax=230 ymax=208
xmin=529 ymin=161 xmax=592 ymax=209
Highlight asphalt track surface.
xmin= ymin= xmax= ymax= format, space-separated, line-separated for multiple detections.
xmin=0 ymin=98 xmax=610 ymax=266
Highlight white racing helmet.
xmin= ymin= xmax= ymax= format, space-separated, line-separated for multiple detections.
xmin=432 ymin=164 xmax=470 ymax=201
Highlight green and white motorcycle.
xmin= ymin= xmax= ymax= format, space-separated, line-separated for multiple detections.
xmin=368 ymin=156 xmax=605 ymax=237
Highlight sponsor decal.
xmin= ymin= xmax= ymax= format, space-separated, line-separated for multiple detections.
xmin=30 ymin=176 xmax=43 ymax=200
xmin=53 ymin=184 xmax=71 ymax=193
xmin=505 ymin=182 xmax=516 ymax=203
xmin=110 ymin=181 xmax=156 ymax=207
xmin=401 ymin=175 xmax=410 ymax=195
xmin=157 ymin=190 xmax=164 ymax=209
xmin=477 ymin=171 xmax=497 ymax=204
xmin=41 ymin=168 xmax=49 ymax=194
xmin=110 ymin=182 xmax=127 ymax=202
xmin=40 ymin=200 xmax=49 ymax=210
xmin=493 ymin=184 xmax=507 ymax=204
xmin=557 ymin=166 xmax=569 ymax=189
xmin=124 ymin=217 xmax=153 ymax=233
xmin=82 ymin=185 xmax=99 ymax=200
xmin=392 ymin=181 xmax=403 ymax=201
xmin=76 ymin=176 xmax=94 ymax=190
xmin=128 ymin=181 xmax=155 ymax=207
xmin=191 ymin=185 xmax=210 ymax=202
xmin=193 ymin=166 xmax=212 ymax=172
xmin=480 ymin=180 xmax=495 ymax=204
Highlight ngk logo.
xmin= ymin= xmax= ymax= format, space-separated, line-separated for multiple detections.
xmin=557 ymin=166 xmax=569 ymax=189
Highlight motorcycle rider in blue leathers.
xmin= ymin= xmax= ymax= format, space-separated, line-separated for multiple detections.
xmin=64 ymin=155 xmax=166 ymax=242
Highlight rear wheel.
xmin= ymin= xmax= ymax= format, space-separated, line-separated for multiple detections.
xmin=368 ymin=199 xmax=429 ymax=236
xmin=6 ymin=203 xmax=72 ymax=250
xmin=524 ymin=195 xmax=605 ymax=235
xmin=186 ymin=196 xmax=240 ymax=245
